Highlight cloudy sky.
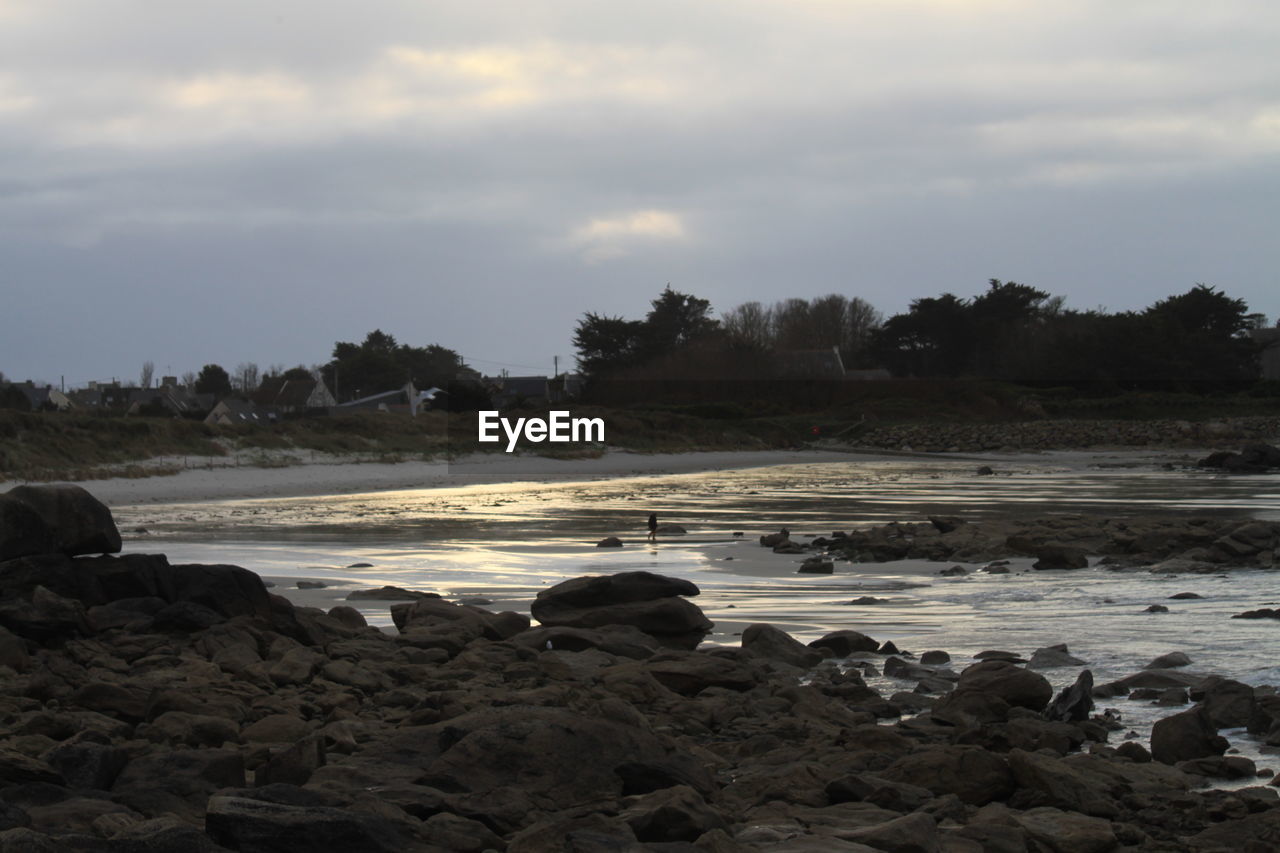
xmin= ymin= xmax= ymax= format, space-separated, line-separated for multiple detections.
xmin=2 ymin=1 xmax=1277 ymax=387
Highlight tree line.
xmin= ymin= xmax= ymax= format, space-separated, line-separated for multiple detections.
xmin=574 ymin=280 xmax=1273 ymax=389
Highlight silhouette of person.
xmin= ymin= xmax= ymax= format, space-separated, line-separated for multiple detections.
xmin=647 ymin=513 xmax=658 ymax=543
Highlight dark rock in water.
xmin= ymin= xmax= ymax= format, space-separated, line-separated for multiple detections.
xmin=974 ymin=650 xmax=1026 ymax=663
xmin=346 ymin=562 xmax=374 ymax=568
xmin=938 ymin=565 xmax=967 ymax=576
xmin=740 ymin=623 xmax=823 ymax=668
xmin=531 ymin=572 xmax=710 ymax=649
xmin=345 ymin=586 xmax=436 ymax=601
xmin=1233 ymin=607 xmax=1280 ymax=619
xmin=296 ymin=580 xmax=327 ymax=589
xmin=596 ymin=536 xmax=623 ymax=548
xmin=1028 ymin=644 xmax=1086 ymax=669
xmin=976 ymin=465 xmax=994 ymax=476
xmin=759 ymin=531 xmax=789 ymax=547
xmin=1032 ymin=544 xmax=1088 ymax=570
xmin=772 ymin=541 xmax=806 ymax=554
xmin=956 ymin=660 xmax=1053 ymax=712
xmin=879 ymin=640 xmax=903 ymax=656
xmin=929 ymin=516 xmax=965 ymax=534
xmin=920 ymin=650 xmax=950 ymax=665
xmin=1145 ymin=604 xmax=1169 ymax=613
xmin=1145 ymin=651 xmax=1192 ymax=669
xmin=1194 ymin=675 xmax=1259 ymax=729
xmin=0 ymin=495 xmax=55 ymax=561
xmin=1046 ymin=669 xmax=1094 ymax=722
xmin=983 ymin=563 xmax=1010 ymax=574
xmin=1150 ymin=706 xmax=1228 ymax=765
xmin=845 ymin=596 xmax=889 ymax=605
xmin=4 ymin=484 xmax=122 ymax=556
xmin=808 ymin=629 xmax=879 ymax=657
xmin=1168 ymin=592 xmax=1202 ymax=599
xmin=1156 ymin=688 xmax=1189 ymax=706
xmin=654 ymin=524 xmax=687 ymax=535
xmin=536 ymin=571 xmax=699 ymax=609
xmin=797 ymin=557 xmax=833 ymax=574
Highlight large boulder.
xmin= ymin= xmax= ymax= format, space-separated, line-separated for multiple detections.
xmin=1150 ymin=706 xmax=1228 ymax=765
xmin=807 ymin=629 xmax=879 ymax=657
xmin=391 ymin=596 xmax=529 ymax=640
xmin=5 ymin=484 xmax=121 ymax=556
xmin=740 ymin=624 xmax=823 ymax=668
xmin=1032 ymin=543 xmax=1088 ymax=570
xmin=206 ymin=795 xmax=425 ymax=853
xmin=0 ymin=495 xmax=55 ymax=561
xmin=531 ymin=572 xmax=710 ymax=649
xmin=878 ymin=746 xmax=1015 ymax=805
xmin=1046 ymin=669 xmax=1094 ymax=723
xmin=955 ymin=660 xmax=1053 ymax=712
xmin=352 ymin=706 xmax=714 ymax=813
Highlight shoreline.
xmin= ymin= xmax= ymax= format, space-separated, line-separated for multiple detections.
xmin=0 ymin=445 xmax=1200 ymax=508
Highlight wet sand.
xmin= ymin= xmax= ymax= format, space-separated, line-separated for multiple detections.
xmin=1 ymin=445 xmax=1199 ymax=508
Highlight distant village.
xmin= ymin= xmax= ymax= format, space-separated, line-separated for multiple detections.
xmin=0 ymin=371 xmax=587 ymax=425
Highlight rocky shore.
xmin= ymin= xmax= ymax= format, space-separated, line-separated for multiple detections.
xmin=3 ymin=485 xmax=1280 ymax=851
xmin=848 ymin=416 xmax=1280 ymax=454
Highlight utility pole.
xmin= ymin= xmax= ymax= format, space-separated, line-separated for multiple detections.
xmin=553 ymin=355 xmax=559 ymax=378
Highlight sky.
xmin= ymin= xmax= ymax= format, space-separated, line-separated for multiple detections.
xmin=2 ymin=0 xmax=1278 ymax=387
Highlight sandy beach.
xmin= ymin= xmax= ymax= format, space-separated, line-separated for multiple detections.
xmin=0 ymin=447 xmax=899 ymax=506
xmin=0 ymin=444 xmax=1201 ymax=509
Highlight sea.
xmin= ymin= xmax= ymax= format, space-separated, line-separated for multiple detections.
xmin=110 ymin=450 xmax=1280 ymax=784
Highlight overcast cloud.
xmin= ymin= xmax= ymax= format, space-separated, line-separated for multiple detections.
xmin=2 ymin=0 xmax=1277 ymax=385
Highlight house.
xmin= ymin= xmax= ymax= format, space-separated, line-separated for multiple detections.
xmin=334 ymin=382 xmax=435 ymax=416
xmin=12 ymin=382 xmax=73 ymax=411
xmin=125 ymin=384 xmax=213 ymax=417
xmin=1252 ymin=328 xmax=1280 ymax=380
xmin=204 ymin=399 xmax=263 ymax=426
xmin=253 ymin=376 xmax=337 ymax=415
xmin=772 ymin=347 xmax=847 ymax=379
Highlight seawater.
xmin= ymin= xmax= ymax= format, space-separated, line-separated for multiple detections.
xmin=112 ymin=451 xmax=1280 ymax=781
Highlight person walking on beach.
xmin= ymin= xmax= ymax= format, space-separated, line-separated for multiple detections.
xmin=648 ymin=513 xmax=658 ymax=543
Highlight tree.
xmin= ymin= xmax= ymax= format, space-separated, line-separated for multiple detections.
xmin=322 ymin=330 xmax=468 ymax=401
xmin=139 ymin=361 xmax=154 ymax=389
xmin=721 ymin=301 xmax=772 ymax=352
xmin=641 ymin=286 xmax=719 ymax=357
xmin=194 ymin=364 xmax=233 ymax=399
xmin=874 ymin=293 xmax=973 ymax=377
xmin=234 ymin=362 xmax=260 ymax=394
xmin=282 ymin=366 xmax=313 ymax=380
xmin=573 ymin=314 xmax=646 ymax=376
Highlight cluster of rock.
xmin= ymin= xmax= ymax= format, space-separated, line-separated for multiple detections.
xmin=847 ymin=416 xmax=1280 ymax=453
xmin=806 ymin=513 xmax=1280 ymax=570
xmin=5 ymin=486 xmax=1280 ymax=850
xmin=1198 ymin=442 xmax=1280 ymax=473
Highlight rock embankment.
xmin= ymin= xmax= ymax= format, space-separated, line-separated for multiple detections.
xmin=805 ymin=513 xmax=1280 ymax=569
xmin=2 ymin=485 xmax=1280 ymax=850
xmin=848 ymin=416 xmax=1280 ymax=453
